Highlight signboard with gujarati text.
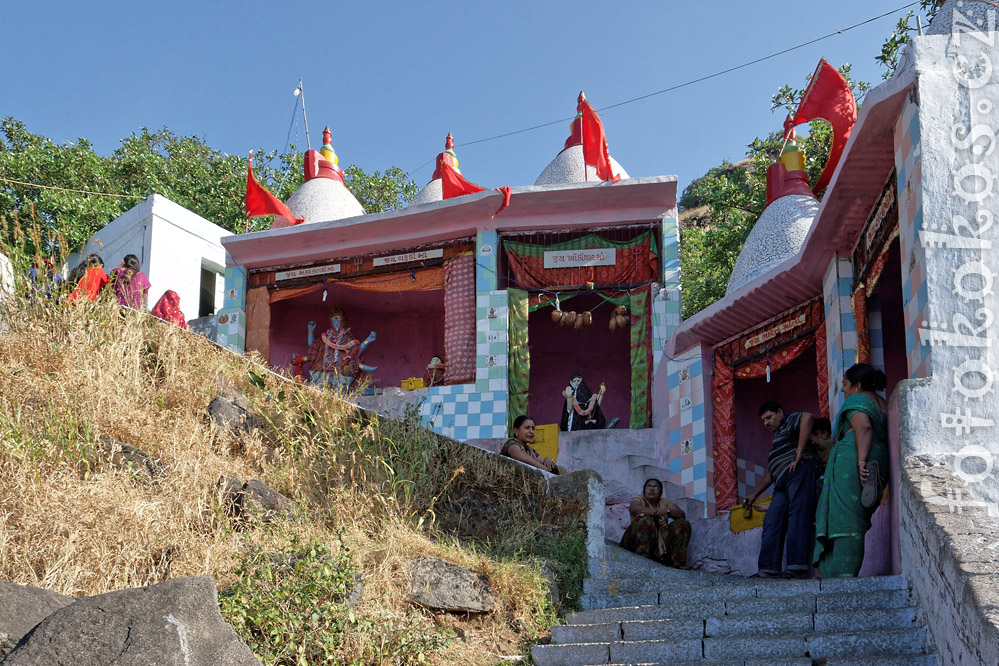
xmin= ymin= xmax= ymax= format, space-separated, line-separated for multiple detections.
xmin=373 ymin=248 xmax=444 ymax=267
xmin=275 ymin=263 xmax=341 ymax=281
xmin=543 ymin=248 xmax=616 ymax=269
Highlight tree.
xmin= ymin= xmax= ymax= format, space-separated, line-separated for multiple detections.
xmin=0 ymin=119 xmax=418 ymax=258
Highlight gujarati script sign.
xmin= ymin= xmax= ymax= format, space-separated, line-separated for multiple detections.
xmin=544 ymin=248 xmax=616 ymax=269
xmin=373 ymin=248 xmax=444 ymax=267
xmin=275 ymin=264 xmax=341 ymax=281
xmin=743 ymin=313 xmax=809 ymax=350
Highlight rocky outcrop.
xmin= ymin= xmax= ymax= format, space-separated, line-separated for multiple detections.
xmin=407 ymin=557 xmax=495 ymax=614
xmin=2 ymin=576 xmax=259 ymax=666
xmin=216 ymin=476 xmax=296 ymax=523
xmin=207 ymin=377 xmax=258 ymax=435
xmin=100 ymin=439 xmax=164 ymax=478
xmin=0 ymin=581 xmax=73 ymax=660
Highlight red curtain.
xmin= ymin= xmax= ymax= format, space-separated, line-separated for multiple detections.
xmin=711 ymin=356 xmax=737 ymax=510
xmin=711 ymin=336 xmax=817 ymax=510
xmin=505 ymin=236 xmax=657 ymax=289
xmin=815 ymin=322 xmax=830 ymax=418
xmin=443 ymin=255 xmax=475 ymax=384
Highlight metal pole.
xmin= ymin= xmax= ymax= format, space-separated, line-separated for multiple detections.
xmin=299 ymin=77 xmax=311 ymax=150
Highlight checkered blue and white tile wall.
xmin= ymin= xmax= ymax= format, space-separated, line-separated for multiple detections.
xmin=823 ymin=256 xmax=857 ymax=416
xmin=665 ymin=346 xmax=711 ymax=510
xmin=417 ymin=384 xmax=508 ymax=440
xmin=219 ymin=263 xmax=247 ymax=352
xmin=894 ymin=96 xmax=929 ymax=379
xmin=652 ymin=287 xmax=682 ymax=371
xmin=737 ymin=457 xmax=769 ymax=501
xmin=476 ymin=290 xmax=509 ymax=394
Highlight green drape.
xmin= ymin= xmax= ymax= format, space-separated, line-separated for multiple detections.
xmin=503 ymin=230 xmax=659 ymax=257
xmin=629 ymin=286 xmax=652 ymax=428
xmin=507 ymin=288 xmax=530 ymax=433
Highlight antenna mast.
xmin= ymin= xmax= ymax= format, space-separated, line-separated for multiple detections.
xmin=296 ymin=77 xmax=312 ymax=150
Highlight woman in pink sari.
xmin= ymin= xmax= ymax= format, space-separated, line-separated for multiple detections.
xmin=110 ymin=254 xmax=151 ymax=309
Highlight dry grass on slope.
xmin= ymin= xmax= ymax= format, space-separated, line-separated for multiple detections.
xmin=0 ymin=284 xmax=576 ymax=665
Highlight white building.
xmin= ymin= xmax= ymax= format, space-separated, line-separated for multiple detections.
xmin=73 ymin=194 xmax=230 ymax=322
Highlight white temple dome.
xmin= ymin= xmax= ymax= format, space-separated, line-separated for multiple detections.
xmin=286 ymin=176 xmax=365 ymax=224
xmin=534 ymin=144 xmax=629 ymax=186
xmin=726 ymin=194 xmax=818 ymax=294
xmin=409 ymin=178 xmax=443 ymax=206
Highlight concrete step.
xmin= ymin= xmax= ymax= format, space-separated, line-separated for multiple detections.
xmin=569 ymin=588 xmax=914 ymax=625
xmin=565 ymin=657 xmax=936 ymax=666
xmin=584 ymin=573 xmax=907 ymax=596
xmin=534 ymin=627 xmax=928 ymax=665
xmin=556 ymin=607 xmax=920 ymax=644
xmin=702 ymin=627 xmax=927 ymax=661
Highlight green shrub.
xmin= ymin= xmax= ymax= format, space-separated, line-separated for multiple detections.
xmin=220 ymin=535 xmax=451 ymax=665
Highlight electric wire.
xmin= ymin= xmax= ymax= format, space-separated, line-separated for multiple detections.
xmin=406 ymin=2 xmax=918 ymax=176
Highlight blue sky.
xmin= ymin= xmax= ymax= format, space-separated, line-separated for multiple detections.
xmin=3 ymin=1 xmax=929 ymax=201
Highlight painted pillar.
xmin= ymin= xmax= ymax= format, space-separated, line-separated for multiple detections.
xmin=822 ymin=254 xmax=859 ymax=416
xmin=894 ymin=93 xmax=931 ymax=380
xmin=653 ymin=211 xmax=683 ymax=374
xmin=664 ymin=343 xmax=714 ymax=512
xmin=217 ymin=256 xmax=247 ymax=353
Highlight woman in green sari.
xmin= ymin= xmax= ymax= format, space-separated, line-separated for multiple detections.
xmin=814 ymin=363 xmax=889 ymax=577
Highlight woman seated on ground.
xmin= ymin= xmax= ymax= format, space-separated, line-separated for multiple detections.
xmin=620 ymin=478 xmax=691 ymax=568
xmin=500 ymin=415 xmax=558 ymax=474
xmin=151 ymin=290 xmax=188 ymax=329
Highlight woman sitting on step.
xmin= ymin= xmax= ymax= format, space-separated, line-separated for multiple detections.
xmin=500 ymin=415 xmax=559 ymax=474
xmin=620 ymin=478 xmax=691 ymax=567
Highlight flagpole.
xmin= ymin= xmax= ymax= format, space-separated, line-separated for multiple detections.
xmin=298 ymin=77 xmax=312 ymax=151
xmin=580 ymin=91 xmax=587 ymax=182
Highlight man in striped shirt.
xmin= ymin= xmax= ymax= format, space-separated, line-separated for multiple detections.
xmin=743 ymin=400 xmax=817 ymax=578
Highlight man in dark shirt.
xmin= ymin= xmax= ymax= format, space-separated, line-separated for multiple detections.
xmin=743 ymin=400 xmax=817 ymax=578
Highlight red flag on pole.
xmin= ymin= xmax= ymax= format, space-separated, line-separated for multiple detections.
xmin=578 ymin=92 xmax=620 ymax=183
xmin=783 ymin=59 xmax=857 ymax=195
xmin=245 ymin=151 xmax=303 ymax=229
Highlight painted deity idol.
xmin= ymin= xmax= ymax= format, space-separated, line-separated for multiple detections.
xmin=301 ymin=307 xmax=377 ymax=390
xmin=560 ymin=374 xmax=608 ymax=431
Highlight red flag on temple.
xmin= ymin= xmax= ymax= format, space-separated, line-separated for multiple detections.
xmin=578 ymin=92 xmax=620 ymax=183
xmin=440 ymin=160 xmax=485 ymax=199
xmin=783 ymin=59 xmax=857 ymax=195
xmin=441 ymin=160 xmax=512 ymax=216
xmin=245 ymin=151 xmax=303 ymax=228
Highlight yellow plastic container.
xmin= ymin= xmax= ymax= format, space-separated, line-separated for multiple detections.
xmin=401 ymin=377 xmax=425 ymax=390
xmin=531 ymin=423 xmax=560 ymax=462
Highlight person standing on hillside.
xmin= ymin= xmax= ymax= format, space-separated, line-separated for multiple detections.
xmin=109 ymin=254 xmax=150 ymax=309
xmin=743 ymin=400 xmax=817 ymax=578
xmin=68 ymin=254 xmax=109 ymax=303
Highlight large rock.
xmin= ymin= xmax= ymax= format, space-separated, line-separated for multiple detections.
xmin=2 ymin=576 xmax=259 ymax=666
xmin=406 ymin=557 xmax=495 ymax=614
xmin=207 ymin=396 xmax=258 ymax=435
xmin=243 ymin=479 xmax=295 ymax=522
xmin=0 ymin=581 xmax=73 ymax=659
xmin=100 ymin=439 xmax=164 ymax=478
xmin=216 ymin=477 xmax=295 ymax=523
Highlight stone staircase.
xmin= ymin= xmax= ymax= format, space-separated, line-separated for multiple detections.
xmin=533 ymin=543 xmax=938 ymax=666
